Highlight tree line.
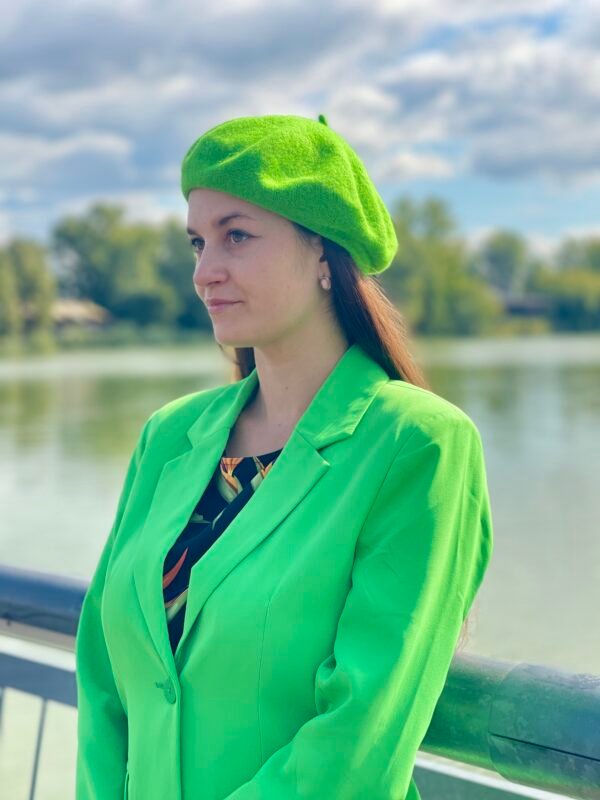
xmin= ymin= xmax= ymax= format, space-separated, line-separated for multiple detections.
xmin=1 ymin=196 xmax=599 ymax=350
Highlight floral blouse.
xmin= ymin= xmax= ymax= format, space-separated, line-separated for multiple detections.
xmin=162 ymin=446 xmax=283 ymax=653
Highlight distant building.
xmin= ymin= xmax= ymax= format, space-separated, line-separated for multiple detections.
xmin=51 ymin=298 xmax=112 ymax=329
xmin=503 ymin=294 xmax=552 ymax=317
xmin=488 ymin=287 xmax=551 ymax=317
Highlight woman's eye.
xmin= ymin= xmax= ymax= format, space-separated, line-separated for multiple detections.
xmin=189 ymin=229 xmax=250 ymax=252
xmin=229 ymin=229 xmax=249 ymax=244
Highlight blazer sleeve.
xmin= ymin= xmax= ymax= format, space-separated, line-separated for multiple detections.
xmin=74 ymin=416 xmax=151 ymax=800
xmin=224 ymin=413 xmax=494 ymax=800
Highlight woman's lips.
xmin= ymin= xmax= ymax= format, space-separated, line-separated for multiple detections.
xmin=207 ymin=301 xmax=241 ymax=312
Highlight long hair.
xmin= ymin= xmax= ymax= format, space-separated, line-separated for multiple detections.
xmin=217 ymin=221 xmax=472 ymax=651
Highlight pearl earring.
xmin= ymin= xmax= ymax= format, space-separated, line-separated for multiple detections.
xmin=319 ymin=275 xmax=331 ymax=291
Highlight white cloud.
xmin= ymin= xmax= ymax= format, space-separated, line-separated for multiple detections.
xmin=383 ymin=150 xmax=455 ymax=180
xmin=56 ymin=190 xmax=184 ymax=227
xmin=2 ymin=0 xmax=599 ymax=243
xmin=372 ymin=0 xmax=565 ymax=20
xmin=556 ymin=223 xmax=600 ymax=240
xmin=378 ymin=24 xmax=600 ymax=184
xmin=0 ymin=131 xmax=132 ymax=182
xmin=465 ymin=224 xmax=600 ymax=261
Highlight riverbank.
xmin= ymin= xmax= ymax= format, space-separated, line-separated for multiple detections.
xmin=0 ymin=314 xmax=557 ymax=358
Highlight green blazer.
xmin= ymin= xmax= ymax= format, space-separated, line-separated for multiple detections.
xmin=75 ymin=342 xmax=493 ymax=800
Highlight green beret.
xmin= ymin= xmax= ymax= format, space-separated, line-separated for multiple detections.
xmin=180 ymin=113 xmax=398 ymax=275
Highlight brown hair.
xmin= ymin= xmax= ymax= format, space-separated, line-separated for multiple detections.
xmin=217 ymin=222 xmax=471 ymax=651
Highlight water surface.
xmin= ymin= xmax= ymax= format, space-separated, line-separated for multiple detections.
xmin=1 ymin=334 xmax=599 ymax=674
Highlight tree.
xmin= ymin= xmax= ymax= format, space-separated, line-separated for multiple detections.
xmin=52 ymin=203 xmax=178 ymax=326
xmin=109 ymin=222 xmax=179 ymax=325
xmin=6 ymin=238 xmax=56 ymax=334
xmin=474 ymin=230 xmax=531 ymax=295
xmin=52 ymin=204 xmax=124 ymax=306
xmin=530 ymin=266 xmax=600 ymax=330
xmin=556 ymin=236 xmax=600 ymax=273
xmin=382 ymin=196 xmax=502 ymax=335
xmin=157 ymin=218 xmax=210 ymax=330
xmin=0 ymin=247 xmax=23 ymax=337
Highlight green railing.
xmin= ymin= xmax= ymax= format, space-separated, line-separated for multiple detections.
xmin=1 ymin=563 xmax=598 ymax=800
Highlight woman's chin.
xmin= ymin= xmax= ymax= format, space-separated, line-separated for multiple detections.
xmin=213 ymin=329 xmax=253 ymax=348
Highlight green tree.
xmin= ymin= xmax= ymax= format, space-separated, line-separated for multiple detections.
xmin=530 ymin=266 xmax=600 ymax=330
xmin=383 ymin=196 xmax=502 ymax=335
xmin=52 ymin=203 xmax=178 ymax=326
xmin=473 ymin=230 xmax=531 ymax=295
xmin=157 ymin=218 xmax=210 ymax=330
xmin=109 ymin=222 xmax=178 ymax=325
xmin=7 ymin=238 xmax=56 ymax=334
xmin=0 ymin=247 xmax=23 ymax=337
xmin=52 ymin=204 xmax=123 ymax=306
xmin=556 ymin=236 xmax=600 ymax=273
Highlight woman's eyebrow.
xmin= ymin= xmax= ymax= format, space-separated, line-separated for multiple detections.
xmin=186 ymin=212 xmax=255 ymax=235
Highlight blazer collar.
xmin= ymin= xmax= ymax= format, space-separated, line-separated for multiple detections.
xmin=186 ymin=340 xmax=389 ymax=451
xmin=132 ymin=342 xmax=390 ymax=674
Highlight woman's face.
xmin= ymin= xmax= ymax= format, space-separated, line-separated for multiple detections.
xmin=187 ymin=188 xmax=326 ymax=349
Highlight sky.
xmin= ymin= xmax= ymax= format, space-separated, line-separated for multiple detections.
xmin=1 ymin=0 xmax=599 ymax=257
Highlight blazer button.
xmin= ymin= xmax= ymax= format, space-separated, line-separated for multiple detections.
xmin=164 ymin=679 xmax=176 ymax=704
xmin=155 ymin=678 xmax=177 ymax=704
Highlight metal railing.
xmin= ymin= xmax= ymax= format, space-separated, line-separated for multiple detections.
xmin=1 ymin=563 xmax=599 ymax=800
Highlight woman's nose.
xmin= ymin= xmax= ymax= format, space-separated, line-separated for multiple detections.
xmin=193 ymin=251 xmax=225 ymax=287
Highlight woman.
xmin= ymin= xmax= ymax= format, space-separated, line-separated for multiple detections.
xmin=75 ymin=113 xmax=494 ymax=800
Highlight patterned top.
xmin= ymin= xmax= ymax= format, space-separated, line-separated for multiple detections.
xmin=163 ymin=446 xmax=283 ymax=653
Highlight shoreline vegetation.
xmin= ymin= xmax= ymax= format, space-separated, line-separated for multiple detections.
xmin=6 ymin=318 xmax=598 ymax=364
xmin=1 ymin=196 xmax=599 ymax=358
xmin=0 ymin=317 xmax=561 ymax=360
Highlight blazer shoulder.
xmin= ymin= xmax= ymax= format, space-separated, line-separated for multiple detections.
xmin=373 ymin=379 xmax=482 ymax=452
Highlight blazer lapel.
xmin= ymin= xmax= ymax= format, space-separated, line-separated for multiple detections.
xmin=132 ymin=342 xmax=390 ymax=671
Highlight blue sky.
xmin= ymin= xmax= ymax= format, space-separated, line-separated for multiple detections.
xmin=1 ymin=0 xmax=598 ymax=257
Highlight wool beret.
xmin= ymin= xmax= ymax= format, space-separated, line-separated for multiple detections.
xmin=180 ymin=113 xmax=398 ymax=275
